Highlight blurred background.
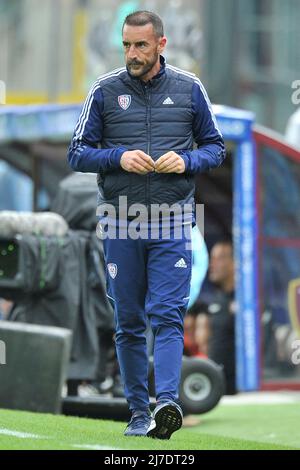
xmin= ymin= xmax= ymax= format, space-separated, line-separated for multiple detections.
xmin=1 ymin=0 xmax=299 ymax=132
xmin=0 ymin=0 xmax=300 ymax=416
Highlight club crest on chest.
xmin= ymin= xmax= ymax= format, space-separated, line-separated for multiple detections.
xmin=118 ymin=95 xmax=131 ymax=110
xmin=107 ymin=263 xmax=118 ymax=279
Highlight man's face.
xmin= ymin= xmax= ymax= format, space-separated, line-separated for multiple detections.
xmin=209 ymin=244 xmax=234 ymax=286
xmin=122 ymin=23 xmax=166 ymax=79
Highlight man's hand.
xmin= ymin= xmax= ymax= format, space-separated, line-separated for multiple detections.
xmin=155 ymin=151 xmax=186 ymax=174
xmin=120 ymin=150 xmax=155 ymax=174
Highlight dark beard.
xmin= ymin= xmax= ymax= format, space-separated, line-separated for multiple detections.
xmin=127 ymin=54 xmax=159 ymax=79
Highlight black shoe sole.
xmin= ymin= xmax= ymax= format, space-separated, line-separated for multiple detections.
xmin=147 ymin=404 xmax=182 ymax=440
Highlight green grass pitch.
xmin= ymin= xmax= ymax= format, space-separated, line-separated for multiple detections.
xmin=0 ymin=403 xmax=299 ymax=450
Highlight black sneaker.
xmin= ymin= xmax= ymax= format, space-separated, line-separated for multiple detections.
xmin=124 ymin=410 xmax=152 ymax=437
xmin=147 ymin=401 xmax=183 ymax=440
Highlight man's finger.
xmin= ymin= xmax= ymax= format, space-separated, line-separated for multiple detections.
xmin=156 ymin=160 xmax=179 ymax=173
xmin=136 ymin=150 xmax=155 ymax=167
xmin=156 ymin=154 xmax=178 ymax=171
xmin=156 ymin=159 xmax=177 ymax=172
xmin=155 ymin=156 xmax=175 ymax=171
xmin=135 ymin=158 xmax=155 ymax=172
xmin=132 ymin=161 xmax=150 ymax=174
xmin=132 ymin=157 xmax=154 ymax=173
xmin=155 ymin=152 xmax=173 ymax=168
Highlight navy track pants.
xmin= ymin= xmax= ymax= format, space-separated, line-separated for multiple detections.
xmin=103 ymin=224 xmax=192 ymax=412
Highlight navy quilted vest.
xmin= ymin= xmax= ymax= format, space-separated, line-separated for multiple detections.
xmin=97 ymin=66 xmax=195 ymax=210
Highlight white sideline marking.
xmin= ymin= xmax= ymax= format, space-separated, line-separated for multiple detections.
xmin=0 ymin=428 xmax=121 ymax=450
xmin=0 ymin=428 xmax=46 ymax=439
xmin=72 ymin=444 xmax=120 ymax=450
xmin=221 ymin=392 xmax=300 ymax=405
xmin=0 ymin=428 xmax=122 ymax=450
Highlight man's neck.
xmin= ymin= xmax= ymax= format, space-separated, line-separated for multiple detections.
xmin=140 ymin=59 xmax=161 ymax=82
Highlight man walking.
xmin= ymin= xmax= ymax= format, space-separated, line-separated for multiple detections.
xmin=68 ymin=10 xmax=225 ymax=439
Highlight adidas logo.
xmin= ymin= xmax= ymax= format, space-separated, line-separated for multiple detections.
xmin=163 ymin=97 xmax=174 ymax=105
xmin=174 ymin=258 xmax=187 ymax=268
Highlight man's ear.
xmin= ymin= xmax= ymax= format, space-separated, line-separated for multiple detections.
xmin=158 ymin=36 xmax=167 ymax=53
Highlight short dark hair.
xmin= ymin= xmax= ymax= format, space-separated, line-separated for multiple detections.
xmin=122 ymin=10 xmax=164 ymax=38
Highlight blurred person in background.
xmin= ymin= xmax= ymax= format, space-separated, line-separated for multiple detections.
xmin=194 ymin=313 xmax=210 ymax=358
xmin=192 ymin=240 xmax=236 ymax=394
xmin=68 ymin=10 xmax=225 ymax=438
xmin=0 ymin=299 xmax=13 ymax=320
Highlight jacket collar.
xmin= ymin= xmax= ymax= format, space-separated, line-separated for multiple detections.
xmin=150 ymin=55 xmax=166 ymax=81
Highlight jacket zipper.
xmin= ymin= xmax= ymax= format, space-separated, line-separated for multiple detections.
xmin=141 ymin=82 xmax=151 ymax=209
